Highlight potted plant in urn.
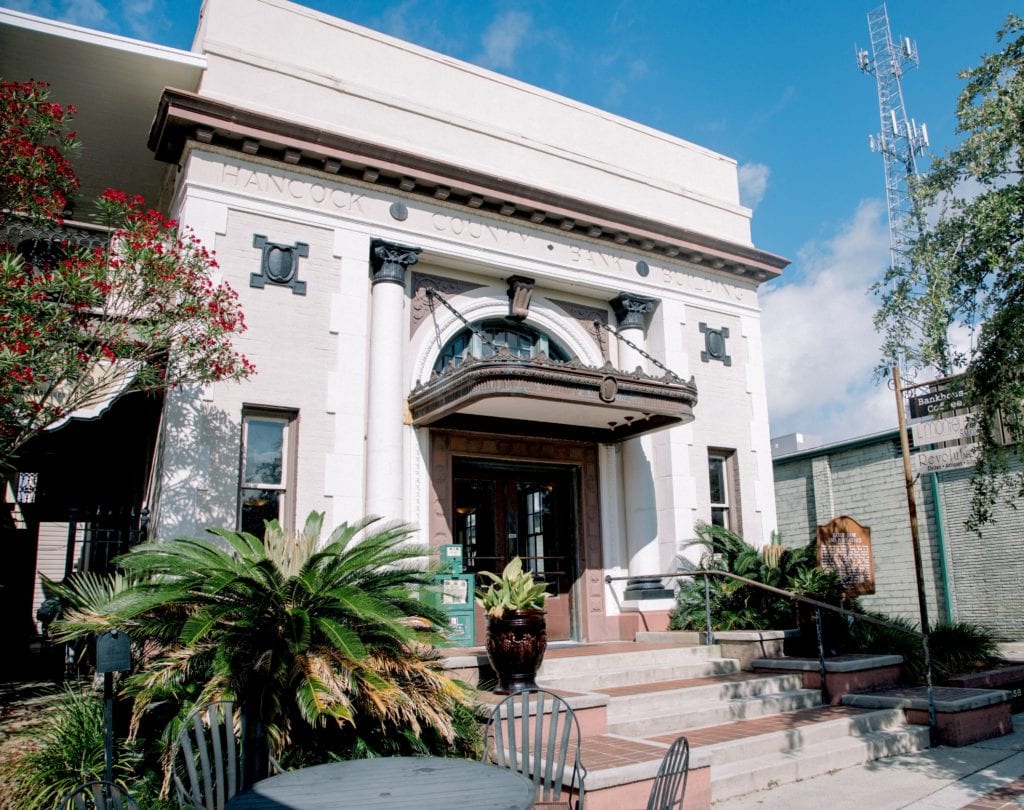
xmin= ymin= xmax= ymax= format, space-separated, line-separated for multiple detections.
xmin=477 ymin=557 xmax=549 ymax=694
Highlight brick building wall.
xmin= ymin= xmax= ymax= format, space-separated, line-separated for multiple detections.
xmin=773 ymin=431 xmax=1023 ymax=639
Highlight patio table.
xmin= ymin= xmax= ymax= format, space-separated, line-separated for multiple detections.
xmin=224 ymin=756 xmax=534 ymax=809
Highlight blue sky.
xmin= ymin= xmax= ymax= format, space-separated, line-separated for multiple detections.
xmin=4 ymin=0 xmax=1013 ymax=445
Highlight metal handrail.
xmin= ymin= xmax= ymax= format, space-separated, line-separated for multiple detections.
xmin=605 ymin=569 xmax=937 ymax=741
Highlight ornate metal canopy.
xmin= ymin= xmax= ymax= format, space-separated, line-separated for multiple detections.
xmin=408 ymin=348 xmax=697 ymax=443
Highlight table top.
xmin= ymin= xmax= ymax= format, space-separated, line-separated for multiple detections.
xmin=224 ymin=756 xmax=535 ymax=810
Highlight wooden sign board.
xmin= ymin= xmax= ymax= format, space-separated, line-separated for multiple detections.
xmin=816 ymin=516 xmax=876 ymax=596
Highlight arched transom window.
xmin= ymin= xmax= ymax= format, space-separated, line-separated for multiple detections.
xmin=434 ymin=319 xmax=571 ymax=373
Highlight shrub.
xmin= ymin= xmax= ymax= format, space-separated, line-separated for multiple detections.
xmin=0 ymin=686 xmax=135 ymax=809
xmin=668 ymin=523 xmax=842 ymax=633
xmin=52 ymin=513 xmax=480 ymax=780
xmin=849 ymin=612 xmax=1002 ymax=684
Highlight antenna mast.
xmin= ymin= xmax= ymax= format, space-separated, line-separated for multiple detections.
xmin=857 ymin=3 xmax=929 ymax=275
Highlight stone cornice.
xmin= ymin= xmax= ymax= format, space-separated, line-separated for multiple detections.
xmin=149 ymin=88 xmax=789 ymax=283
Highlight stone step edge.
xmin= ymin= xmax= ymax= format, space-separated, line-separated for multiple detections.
xmin=538 ymin=648 xmax=725 ymax=673
xmin=608 ymin=688 xmax=825 ymax=728
xmin=537 ymin=662 xmax=745 ymax=690
xmin=582 ymin=735 xmax=715 ymax=792
xmin=597 ymin=672 xmax=806 ymax=702
xmin=444 ymin=645 xmax=724 ymax=671
xmin=581 ymin=715 xmax=924 ymax=793
xmin=708 ymin=723 xmax=931 ymax=789
xmin=691 ymin=708 xmax=910 ymax=762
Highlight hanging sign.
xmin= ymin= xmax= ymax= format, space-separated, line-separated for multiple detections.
xmin=816 ymin=516 xmax=875 ymax=596
xmin=911 ymin=413 xmax=978 ymax=447
xmin=95 ymin=630 xmax=131 ymax=673
xmin=916 ymin=442 xmax=980 ymax=473
xmin=909 ymin=387 xmax=970 ymax=419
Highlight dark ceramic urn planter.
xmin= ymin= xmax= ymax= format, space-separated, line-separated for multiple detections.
xmin=485 ymin=610 xmax=547 ymax=694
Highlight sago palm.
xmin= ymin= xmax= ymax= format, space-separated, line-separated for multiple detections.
xmin=52 ymin=512 xmax=476 ymax=767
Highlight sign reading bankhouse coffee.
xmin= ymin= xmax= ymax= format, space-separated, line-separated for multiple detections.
xmin=816 ymin=516 xmax=876 ymax=596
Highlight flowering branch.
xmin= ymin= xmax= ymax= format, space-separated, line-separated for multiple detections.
xmin=0 ymin=81 xmax=254 ymax=468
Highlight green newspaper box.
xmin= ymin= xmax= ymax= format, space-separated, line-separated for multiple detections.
xmin=429 ymin=545 xmax=475 ymax=647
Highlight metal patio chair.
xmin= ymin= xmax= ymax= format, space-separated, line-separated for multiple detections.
xmin=646 ymin=735 xmax=689 ymax=810
xmin=172 ymin=699 xmax=280 ymax=810
xmin=484 ymin=688 xmax=587 ymax=809
xmin=58 ymin=780 xmax=139 ymax=810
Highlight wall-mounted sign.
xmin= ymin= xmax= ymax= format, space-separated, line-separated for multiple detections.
xmin=816 ymin=516 xmax=875 ymax=596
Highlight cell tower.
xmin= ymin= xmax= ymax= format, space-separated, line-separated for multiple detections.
xmin=857 ymin=3 xmax=929 ymax=274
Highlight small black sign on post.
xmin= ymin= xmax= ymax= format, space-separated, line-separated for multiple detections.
xmin=96 ymin=631 xmax=131 ymax=784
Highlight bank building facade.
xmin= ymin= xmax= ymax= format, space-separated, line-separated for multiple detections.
xmin=3 ymin=0 xmax=788 ymax=642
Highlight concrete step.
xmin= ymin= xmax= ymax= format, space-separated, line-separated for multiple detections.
xmin=538 ymin=656 xmax=740 ymax=692
xmin=708 ymin=722 xmax=931 ymax=801
xmin=609 ymin=688 xmax=824 ymax=737
xmin=535 ymin=643 xmax=723 ymax=683
xmin=604 ymin=673 xmax=807 ymax=722
xmin=701 ymin=706 xmax=910 ymax=767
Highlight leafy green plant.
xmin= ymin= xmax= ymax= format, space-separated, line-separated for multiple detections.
xmin=0 ymin=686 xmax=135 ymax=810
xmin=476 ymin=556 xmax=549 ymax=618
xmin=52 ymin=512 xmax=479 ymax=775
xmin=849 ymin=613 xmax=1002 ymax=684
xmin=668 ymin=523 xmax=844 ymax=633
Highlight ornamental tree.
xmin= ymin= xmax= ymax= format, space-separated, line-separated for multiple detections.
xmin=0 ymin=80 xmax=254 ymax=468
xmin=872 ymin=16 xmax=1024 ymax=529
xmin=0 ymin=79 xmax=79 ymax=224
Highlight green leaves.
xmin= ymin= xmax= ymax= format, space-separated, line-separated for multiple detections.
xmin=874 ymin=15 xmax=1024 ymax=529
xmin=1 ymin=129 xmax=254 ymax=468
xmin=475 ymin=556 xmax=549 ymax=617
xmin=52 ymin=512 xmax=476 ymax=771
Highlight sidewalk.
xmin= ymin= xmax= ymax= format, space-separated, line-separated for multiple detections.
xmin=712 ymin=711 xmax=1024 ymax=808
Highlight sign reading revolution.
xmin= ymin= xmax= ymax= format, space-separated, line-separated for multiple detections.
xmin=816 ymin=516 xmax=875 ymax=596
xmin=916 ymin=442 xmax=980 ymax=473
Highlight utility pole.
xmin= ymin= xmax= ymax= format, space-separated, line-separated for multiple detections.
xmin=892 ymin=365 xmax=931 ymax=634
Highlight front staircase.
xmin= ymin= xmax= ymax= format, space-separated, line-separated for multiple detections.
xmin=461 ymin=639 xmax=931 ymax=809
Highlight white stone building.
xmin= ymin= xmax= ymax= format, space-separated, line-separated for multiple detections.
xmin=2 ymin=0 xmax=787 ymax=643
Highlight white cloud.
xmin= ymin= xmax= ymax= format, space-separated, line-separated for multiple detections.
xmin=479 ymin=10 xmax=532 ymax=70
xmin=4 ymin=0 xmax=58 ymax=18
xmin=761 ymin=200 xmax=896 ymax=445
xmin=59 ymin=0 xmax=108 ymax=27
xmin=122 ymin=0 xmax=161 ymax=40
xmin=738 ymin=162 xmax=771 ymax=209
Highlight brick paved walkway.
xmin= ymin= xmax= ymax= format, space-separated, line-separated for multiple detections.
xmin=959 ymin=775 xmax=1024 ymax=808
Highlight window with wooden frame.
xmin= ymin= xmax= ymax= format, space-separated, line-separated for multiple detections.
xmin=238 ymin=409 xmax=297 ymax=536
xmin=707 ymin=449 xmax=740 ymax=534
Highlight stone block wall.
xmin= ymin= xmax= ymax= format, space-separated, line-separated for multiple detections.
xmin=773 ymin=433 xmax=1024 ymax=639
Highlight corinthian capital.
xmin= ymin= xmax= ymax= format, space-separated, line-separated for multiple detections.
xmin=370 ymin=238 xmax=422 ymax=285
xmin=610 ymin=292 xmax=659 ymax=332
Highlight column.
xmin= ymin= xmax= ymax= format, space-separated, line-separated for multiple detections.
xmin=364 ymin=238 xmax=420 ymax=520
xmin=610 ymin=293 xmax=671 ymax=598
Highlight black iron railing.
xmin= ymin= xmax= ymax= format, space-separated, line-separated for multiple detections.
xmin=605 ymin=569 xmax=938 ymax=740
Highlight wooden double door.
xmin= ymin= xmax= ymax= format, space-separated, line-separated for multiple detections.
xmin=453 ymin=458 xmax=577 ymax=641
